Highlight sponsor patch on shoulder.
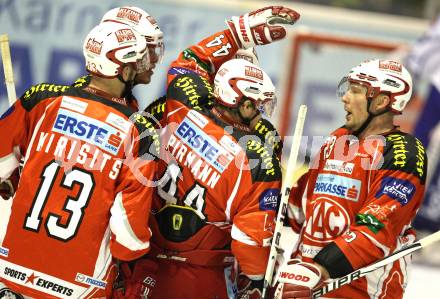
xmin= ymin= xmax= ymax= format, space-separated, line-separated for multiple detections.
xmin=60 ymin=96 xmax=88 ymax=113
xmin=375 ymin=176 xmax=415 ymax=205
xmin=105 ymin=112 xmax=131 ymax=133
xmin=187 ymin=109 xmax=209 ymax=128
xmin=259 ymin=189 xmax=280 ymax=211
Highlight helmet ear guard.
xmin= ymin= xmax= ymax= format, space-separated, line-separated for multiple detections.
xmin=214 ymin=59 xmax=277 ymax=118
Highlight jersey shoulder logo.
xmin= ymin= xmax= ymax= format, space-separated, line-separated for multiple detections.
xmin=167 ymin=73 xmax=215 ymax=111
xmin=382 ymin=133 xmax=427 ymax=183
xmin=20 ymin=82 xmax=71 ymax=111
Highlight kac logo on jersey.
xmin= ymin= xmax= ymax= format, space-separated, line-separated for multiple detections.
xmin=175 ymin=117 xmax=232 ymax=173
xmin=375 ymin=176 xmax=415 ymax=206
xmin=314 ymin=174 xmax=361 ymax=202
xmin=259 ymin=189 xmax=280 ymax=211
xmin=52 ymin=108 xmax=125 ymax=155
xmin=0 ymin=288 xmax=24 ymax=299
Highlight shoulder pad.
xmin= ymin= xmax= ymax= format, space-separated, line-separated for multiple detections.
xmin=381 ymin=132 xmax=427 ymax=183
xmin=167 ymin=73 xmax=215 ymax=111
xmin=20 ymin=83 xmax=71 ymax=111
xmin=246 ymin=138 xmax=282 ymax=182
xmin=131 ymin=112 xmax=160 ymax=160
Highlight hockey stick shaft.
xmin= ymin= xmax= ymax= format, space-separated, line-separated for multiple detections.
xmin=0 ymin=34 xmax=17 ymax=106
xmin=262 ymin=105 xmax=307 ymax=298
xmin=312 ymin=230 xmax=440 ymax=298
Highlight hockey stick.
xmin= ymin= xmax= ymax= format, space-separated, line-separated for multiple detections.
xmin=312 ymin=230 xmax=440 ymax=298
xmin=262 ymin=104 xmax=307 ymax=299
xmin=0 ymin=34 xmax=17 ymax=106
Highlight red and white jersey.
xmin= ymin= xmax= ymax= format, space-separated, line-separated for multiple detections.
xmin=288 ymin=127 xmax=427 ymax=299
xmin=0 ymin=83 xmax=159 ymax=298
xmin=149 ymin=71 xmax=282 ymax=278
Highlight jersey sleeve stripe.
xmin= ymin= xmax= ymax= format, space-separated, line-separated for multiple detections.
xmin=231 ymin=224 xmax=258 ymax=246
xmin=225 ymin=158 xmax=245 ymax=221
xmin=109 ymin=192 xmax=150 ymax=251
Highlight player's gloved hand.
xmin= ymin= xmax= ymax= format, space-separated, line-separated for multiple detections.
xmin=112 ymin=259 xmax=158 ymax=299
xmin=0 ymin=168 xmax=20 ymax=200
xmin=227 ymin=6 xmax=300 ymax=49
xmin=237 ymin=274 xmax=263 ymax=299
xmin=273 ymin=259 xmax=325 ymax=299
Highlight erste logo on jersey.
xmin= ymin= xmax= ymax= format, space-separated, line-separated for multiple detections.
xmin=259 ymin=189 xmax=280 ymax=211
xmin=175 ymin=117 xmax=233 ymax=173
xmin=314 ymin=174 xmax=361 ymax=202
xmin=375 ymin=176 xmax=415 ymax=206
xmin=52 ymin=108 xmax=126 ymax=155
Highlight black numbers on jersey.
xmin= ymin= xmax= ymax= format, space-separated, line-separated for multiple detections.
xmin=205 ymin=34 xmax=232 ymax=57
xmin=157 ymin=162 xmax=207 ymax=219
xmin=24 ymin=160 xmax=95 ymax=241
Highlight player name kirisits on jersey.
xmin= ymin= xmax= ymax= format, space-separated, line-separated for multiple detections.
xmin=35 ymin=131 xmax=123 ymax=180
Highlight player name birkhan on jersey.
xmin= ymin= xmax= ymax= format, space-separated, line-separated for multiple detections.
xmin=34 ymin=105 xmax=130 ymax=179
xmin=314 ymin=174 xmax=361 ymax=202
xmin=166 ymin=115 xmax=236 ymax=188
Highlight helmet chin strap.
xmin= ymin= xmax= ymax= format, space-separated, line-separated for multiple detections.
xmin=238 ymin=108 xmax=260 ymax=126
xmin=352 ymin=98 xmax=389 ymax=137
xmin=117 ymin=68 xmax=135 ymax=100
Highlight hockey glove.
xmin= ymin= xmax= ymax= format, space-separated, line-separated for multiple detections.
xmin=227 ymin=6 xmax=300 ymax=49
xmin=237 ymin=274 xmax=263 ymax=299
xmin=273 ymin=259 xmax=325 ymax=299
xmin=0 ymin=168 xmax=19 ymax=200
xmin=112 ymin=259 xmax=158 ymax=299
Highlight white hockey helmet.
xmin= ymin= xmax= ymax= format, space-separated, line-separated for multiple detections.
xmin=83 ymin=22 xmax=148 ymax=78
xmin=214 ymin=58 xmax=276 ymax=117
xmin=337 ymin=59 xmax=413 ymax=114
xmin=101 ymin=6 xmax=164 ymax=67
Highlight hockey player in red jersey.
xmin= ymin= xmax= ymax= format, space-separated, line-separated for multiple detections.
xmin=276 ymin=59 xmax=428 ymax=299
xmin=113 ymin=6 xmax=300 ymax=299
xmin=0 ymin=21 xmax=160 ymax=298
